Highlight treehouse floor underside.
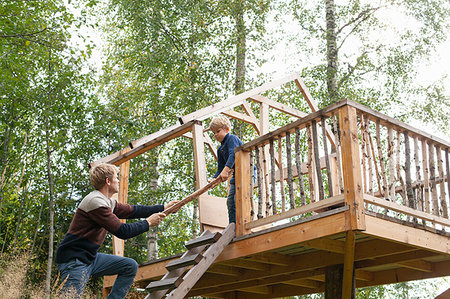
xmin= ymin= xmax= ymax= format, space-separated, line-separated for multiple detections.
xmin=104 ymin=208 xmax=450 ymax=298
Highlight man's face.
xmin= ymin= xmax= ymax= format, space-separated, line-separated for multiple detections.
xmin=107 ymin=173 xmax=119 ymax=194
xmin=212 ymin=127 xmax=229 ymax=142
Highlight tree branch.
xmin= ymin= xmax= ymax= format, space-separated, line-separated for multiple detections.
xmin=0 ymin=27 xmax=48 ymax=38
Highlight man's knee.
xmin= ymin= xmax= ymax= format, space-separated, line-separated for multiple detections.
xmin=123 ymin=258 xmax=138 ymax=276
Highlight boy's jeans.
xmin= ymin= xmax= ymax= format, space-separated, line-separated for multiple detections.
xmin=57 ymin=253 xmax=138 ymax=299
xmin=228 ymin=182 xmax=236 ymax=223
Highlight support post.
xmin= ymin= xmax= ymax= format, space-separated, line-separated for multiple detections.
xmin=235 ymin=150 xmax=252 ymax=236
xmin=112 ymin=148 xmax=130 ymax=257
xmin=339 ymin=105 xmax=365 ymax=230
xmin=342 ymin=230 xmax=355 ymax=299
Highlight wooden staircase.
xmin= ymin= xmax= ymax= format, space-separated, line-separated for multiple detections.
xmin=145 ymin=223 xmax=236 ymax=298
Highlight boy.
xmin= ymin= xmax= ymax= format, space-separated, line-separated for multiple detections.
xmin=55 ymin=163 xmax=180 ymax=298
xmin=210 ymin=116 xmax=243 ymax=223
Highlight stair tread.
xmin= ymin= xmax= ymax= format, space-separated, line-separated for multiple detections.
xmin=185 ymin=232 xmax=222 ymax=249
xmin=146 ymin=277 xmax=183 ymax=292
xmin=166 ymin=253 xmax=204 ymax=271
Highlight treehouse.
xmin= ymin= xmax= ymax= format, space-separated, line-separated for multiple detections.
xmin=91 ymin=74 xmax=450 ymax=298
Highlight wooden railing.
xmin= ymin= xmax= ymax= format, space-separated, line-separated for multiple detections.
xmin=235 ymin=100 xmax=450 ymax=236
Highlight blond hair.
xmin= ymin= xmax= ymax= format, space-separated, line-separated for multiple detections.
xmin=209 ymin=116 xmax=231 ymax=131
xmin=89 ymin=163 xmax=119 ymax=190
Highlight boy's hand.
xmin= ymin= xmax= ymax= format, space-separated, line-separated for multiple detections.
xmin=146 ymin=212 xmax=166 ymax=226
xmin=164 ymin=200 xmax=181 ymax=213
xmin=219 ymin=166 xmax=232 ymax=181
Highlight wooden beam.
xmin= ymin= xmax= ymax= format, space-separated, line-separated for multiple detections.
xmin=249 ymin=94 xmax=308 ymax=118
xmin=207 ymin=264 xmax=242 ymax=276
xmin=235 ymin=150 xmax=252 ymax=236
xmin=192 ymin=122 xmax=208 ymax=189
xmin=182 ymin=131 xmax=217 ymax=160
xmin=91 ymin=120 xmax=198 ymax=166
xmin=342 ymin=231 xmax=356 ymax=299
xmin=395 ymin=260 xmax=433 ymax=272
xmin=179 ymin=74 xmax=299 ymax=124
xmin=355 ymin=250 xmax=439 ymax=270
xmin=339 ymin=105 xmax=365 ymax=230
xmin=246 ymin=252 xmax=294 ymax=266
xmin=220 ymin=259 xmax=270 ymax=271
xmin=363 ymin=194 xmax=450 ymax=227
xmin=363 ymin=214 xmax=450 ymax=254
xmin=222 ymin=109 xmax=260 ymax=134
xmin=244 ymin=194 xmax=344 ymax=230
xmin=303 ymin=238 xmax=345 ymax=254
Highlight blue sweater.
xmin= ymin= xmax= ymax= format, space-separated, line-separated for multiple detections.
xmin=213 ymin=133 xmax=243 ymax=182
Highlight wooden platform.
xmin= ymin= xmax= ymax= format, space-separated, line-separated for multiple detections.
xmin=103 ymin=207 xmax=450 ymax=298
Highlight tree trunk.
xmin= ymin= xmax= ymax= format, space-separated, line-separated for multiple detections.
xmin=233 ymin=0 xmax=246 ymax=139
xmin=147 ymin=152 xmax=159 ymax=261
xmin=44 ymin=47 xmax=55 ymax=298
xmin=325 ymin=0 xmax=338 ymax=103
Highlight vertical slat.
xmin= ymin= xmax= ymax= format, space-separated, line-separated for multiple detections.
xmin=429 ymin=143 xmax=439 ymax=216
xmin=396 ymin=131 xmax=407 ymax=205
xmin=322 ymin=117 xmax=333 ymax=197
xmin=311 ymin=120 xmax=324 ymax=201
xmin=269 ymin=139 xmax=277 ymax=215
xmin=295 ymin=127 xmax=307 ymax=206
xmin=364 ymin=117 xmax=373 ymax=195
xmin=376 ymin=120 xmax=388 ymax=199
xmin=414 ymin=136 xmax=423 ymax=211
xmin=388 ymin=127 xmax=396 ymax=201
xmin=368 ymin=129 xmax=382 ymax=195
xmin=446 ymin=148 xmax=450 ymax=217
xmin=333 ymin=114 xmax=344 ymax=194
xmin=422 ymin=140 xmax=430 ymax=214
xmin=307 ymin=124 xmax=315 ymax=203
xmin=436 ymin=146 xmax=448 ymax=218
xmin=255 ymin=147 xmax=263 ymax=219
xmin=286 ymin=131 xmax=295 ymax=209
xmin=360 ymin=114 xmax=367 ymax=194
xmin=113 ymin=154 xmax=130 ymax=257
xmin=404 ymin=131 xmax=415 ymax=209
xmin=278 ymin=138 xmax=286 ymax=212
xmin=249 ymin=151 xmax=255 ymax=220
xmin=262 ymin=146 xmax=271 ymax=217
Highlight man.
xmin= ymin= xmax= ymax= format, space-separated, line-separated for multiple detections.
xmin=55 ymin=163 xmax=180 ymax=298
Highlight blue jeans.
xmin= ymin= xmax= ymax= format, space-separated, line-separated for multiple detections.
xmin=228 ymin=182 xmax=236 ymax=223
xmin=57 ymin=253 xmax=138 ymax=299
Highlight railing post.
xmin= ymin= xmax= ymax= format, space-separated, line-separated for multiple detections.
xmin=339 ymin=105 xmax=365 ymax=230
xmin=235 ymin=149 xmax=252 ymax=236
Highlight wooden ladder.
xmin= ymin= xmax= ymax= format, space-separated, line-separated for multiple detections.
xmin=145 ymin=222 xmax=236 ymax=299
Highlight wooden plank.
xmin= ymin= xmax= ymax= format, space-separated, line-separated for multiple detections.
xmin=166 ymin=223 xmax=236 ymax=298
xmin=307 ymin=125 xmax=316 ymax=203
xmin=165 ymin=253 xmax=204 ymax=271
xmin=363 ymin=214 xmax=450 ymax=254
xmin=422 ymin=140 xmax=431 ymax=213
xmin=192 ymin=122 xmax=208 ymax=189
xmin=332 ymin=115 xmax=344 ymax=194
xmin=260 ymin=102 xmax=271 ymax=217
xmin=249 ymin=94 xmax=308 ymax=118
xmin=388 ymin=126 xmax=396 ymax=201
xmin=342 ymin=231 xmax=355 ymax=299
xmin=198 ymin=195 xmax=228 ymax=228
xmin=130 ymin=123 xmax=181 ymax=149
xmin=363 ymin=194 xmax=450 ymax=227
xmin=222 ymin=109 xmax=258 ymax=127
xmin=182 ymin=131 xmax=217 ymax=160
xmin=311 ymin=120 xmax=324 ymax=201
xmin=414 ymin=136 xmax=423 ymax=211
xmin=360 ymin=114 xmax=368 ymax=194
xmin=429 ymin=143 xmax=439 ymax=216
xmin=207 ymin=264 xmax=241 ymax=276
xmin=395 ymin=260 xmax=432 ymax=272
xmin=245 ymin=194 xmax=345 ymax=230
xmin=179 ymin=74 xmax=299 ymax=124
xmin=255 ymin=147 xmax=263 ymax=219
xmin=303 ymin=238 xmax=345 ymax=254
xmin=146 ymin=277 xmax=184 ymax=292
xmin=91 ymin=120 xmax=198 ymax=166
xmin=112 ymin=151 xmax=130 ymax=257
xmin=242 ymin=100 xmax=261 ymax=135
xmin=339 ymin=105 xmax=365 ymax=230
xmin=236 ymin=151 xmax=252 ymax=236
xmin=185 ymin=232 xmax=222 ymax=250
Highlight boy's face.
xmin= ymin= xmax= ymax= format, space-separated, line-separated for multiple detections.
xmin=212 ymin=126 xmax=230 ymax=142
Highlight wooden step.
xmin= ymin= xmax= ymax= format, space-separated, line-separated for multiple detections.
xmin=146 ymin=277 xmax=183 ymax=292
xmin=185 ymin=232 xmax=222 ymax=250
xmin=165 ymin=253 xmax=204 ymax=271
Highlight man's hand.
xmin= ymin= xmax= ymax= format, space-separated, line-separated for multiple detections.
xmin=146 ymin=212 xmax=166 ymax=227
xmin=164 ymin=200 xmax=181 ymax=213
